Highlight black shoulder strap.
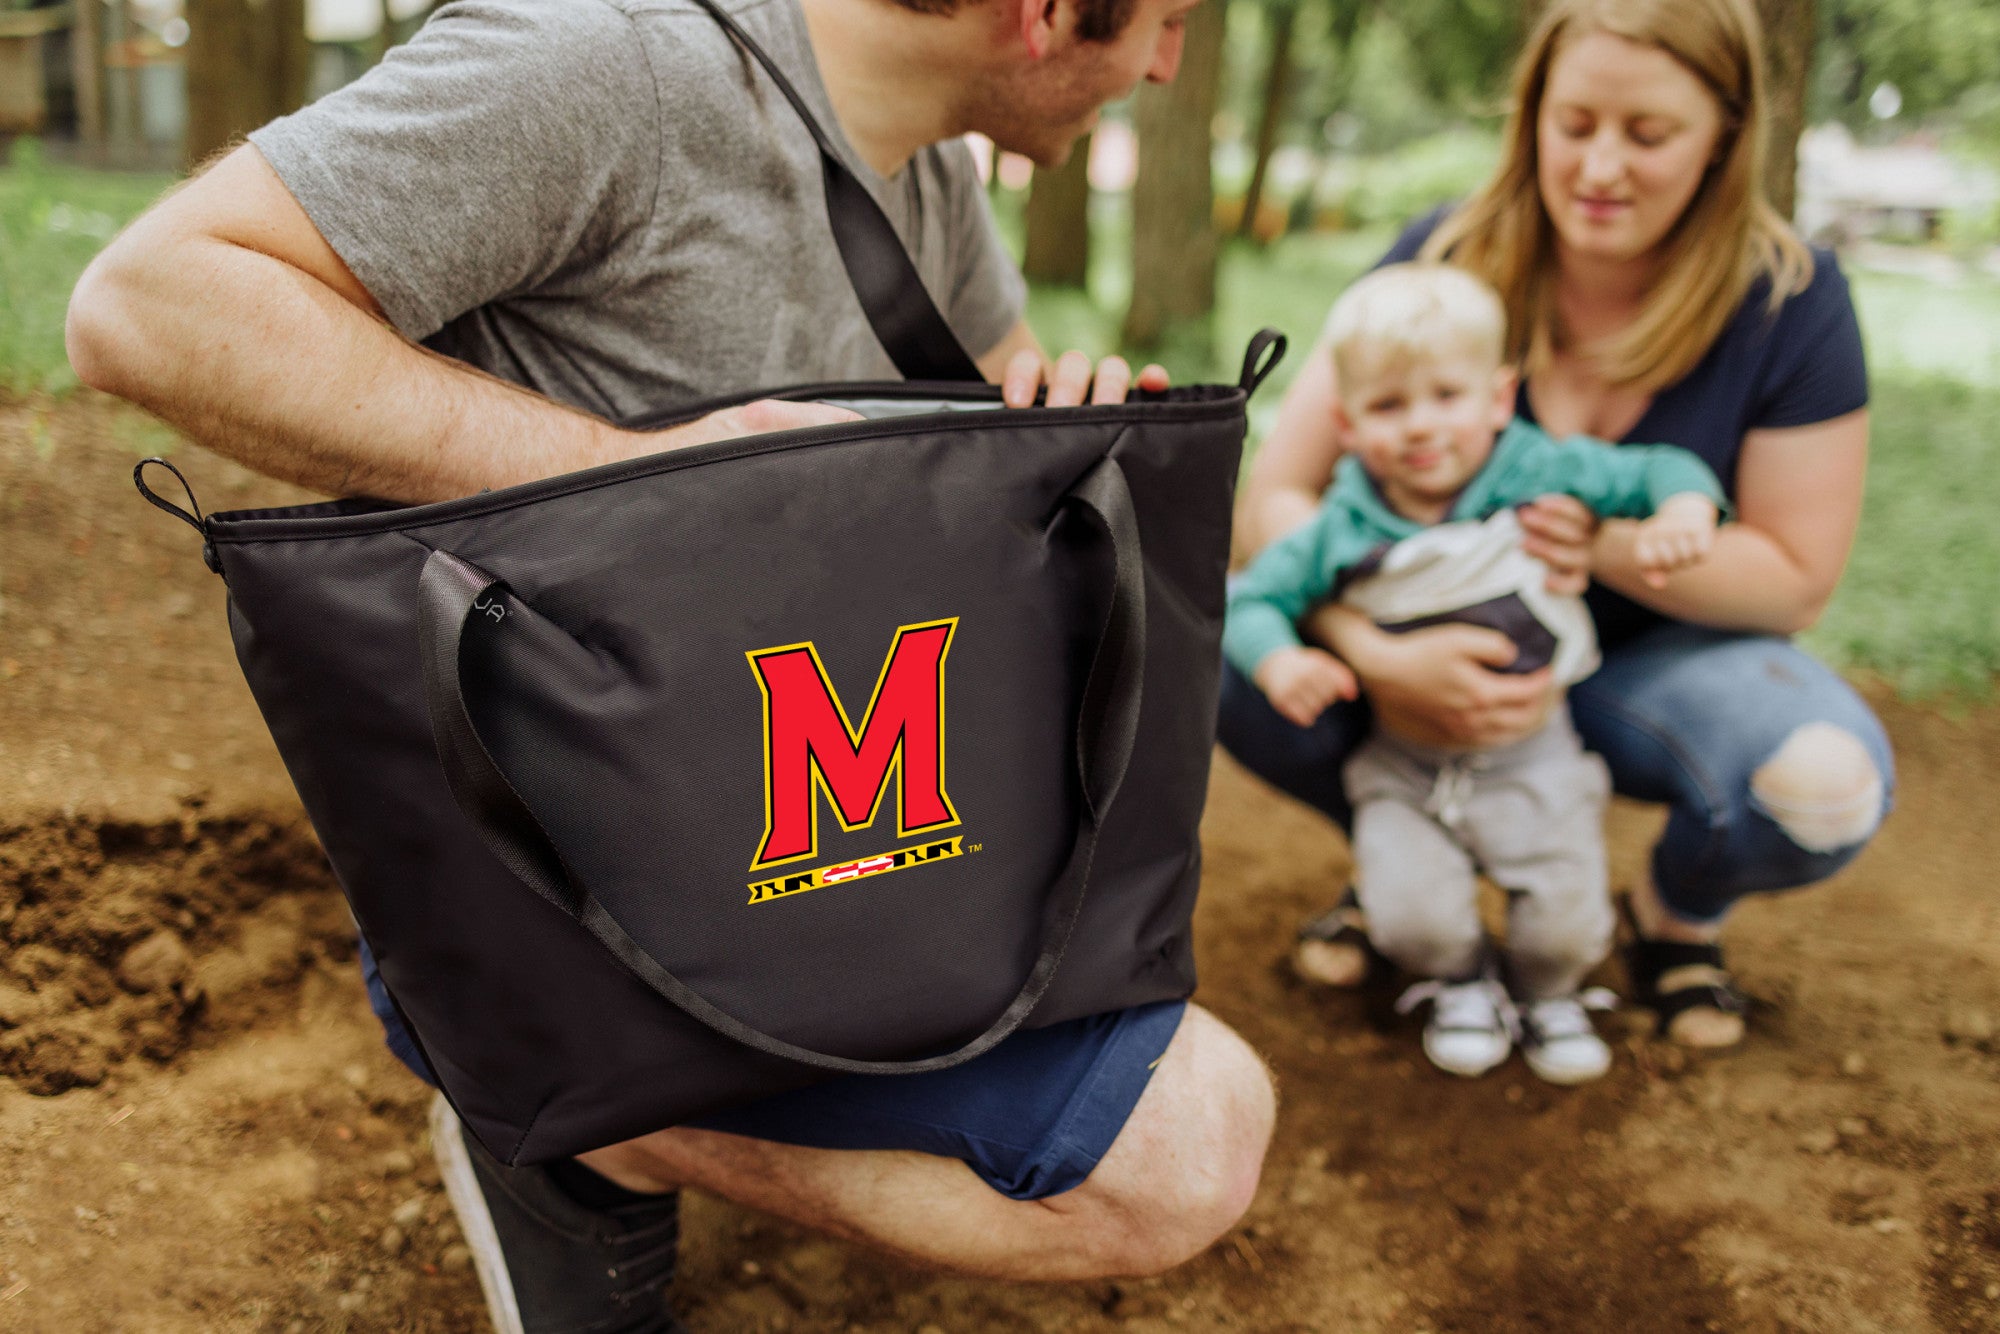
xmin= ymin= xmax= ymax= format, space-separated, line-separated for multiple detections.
xmin=690 ymin=0 xmax=984 ymax=383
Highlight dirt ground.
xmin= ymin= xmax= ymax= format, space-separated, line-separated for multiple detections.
xmin=2 ymin=395 xmax=1998 ymax=1334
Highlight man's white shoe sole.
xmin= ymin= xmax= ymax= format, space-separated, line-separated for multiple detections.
xmin=429 ymin=1092 xmax=525 ymax=1334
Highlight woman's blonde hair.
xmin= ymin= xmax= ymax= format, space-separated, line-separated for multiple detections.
xmin=1419 ymin=0 xmax=1812 ymax=392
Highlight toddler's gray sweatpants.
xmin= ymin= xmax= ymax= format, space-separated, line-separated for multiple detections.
xmin=1343 ymin=710 xmax=1614 ymax=999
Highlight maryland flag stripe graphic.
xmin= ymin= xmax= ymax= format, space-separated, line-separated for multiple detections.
xmin=746 ymin=619 xmax=960 ymax=875
xmin=746 ymin=836 xmax=965 ymax=906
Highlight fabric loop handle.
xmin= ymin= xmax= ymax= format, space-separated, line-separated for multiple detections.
xmin=1238 ymin=328 xmax=1288 ymax=398
xmin=415 ymin=453 xmax=1146 ymax=1076
xmin=691 ymin=0 xmax=982 ymax=383
xmin=134 ymin=457 xmax=223 ymax=575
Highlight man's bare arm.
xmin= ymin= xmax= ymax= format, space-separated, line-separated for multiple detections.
xmin=66 ymin=145 xmax=850 ymax=503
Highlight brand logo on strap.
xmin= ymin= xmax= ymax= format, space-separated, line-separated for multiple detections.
xmin=746 ymin=620 xmax=961 ymax=893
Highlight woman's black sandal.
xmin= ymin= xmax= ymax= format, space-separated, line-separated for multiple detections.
xmin=1294 ymin=885 xmax=1382 ymax=984
xmin=1619 ymin=898 xmax=1748 ymax=1036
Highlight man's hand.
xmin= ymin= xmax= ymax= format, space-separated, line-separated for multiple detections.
xmin=1251 ymin=646 xmax=1359 ymax=729
xmin=1517 ymin=494 xmax=1600 ymax=596
xmin=1630 ymin=493 xmax=1720 ymax=589
xmin=1001 ymin=348 xmax=1170 ymax=408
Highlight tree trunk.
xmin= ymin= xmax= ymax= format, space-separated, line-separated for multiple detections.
xmin=1121 ymin=0 xmax=1227 ymax=357
xmin=70 ymin=0 xmax=104 ymax=146
xmin=104 ymin=0 xmax=137 ymax=154
xmin=183 ymin=0 xmax=311 ymax=169
xmin=1756 ymin=0 xmax=1815 ymax=218
xmin=1237 ymin=2 xmax=1297 ymax=242
xmin=1022 ymin=131 xmax=1092 ymax=288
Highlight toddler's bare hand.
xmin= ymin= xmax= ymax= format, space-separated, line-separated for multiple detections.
xmin=1632 ymin=493 xmax=1719 ymax=588
xmin=1253 ymin=646 xmax=1359 ymax=729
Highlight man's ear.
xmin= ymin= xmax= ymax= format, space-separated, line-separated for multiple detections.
xmin=1019 ymin=0 xmax=1062 ymax=59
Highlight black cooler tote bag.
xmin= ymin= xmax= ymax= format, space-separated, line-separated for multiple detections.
xmin=134 ymin=0 xmax=1288 ymax=1165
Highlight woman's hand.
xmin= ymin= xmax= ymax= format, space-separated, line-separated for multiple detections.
xmin=1308 ymin=605 xmax=1561 ymax=749
xmin=1517 ymin=494 xmax=1601 ymax=596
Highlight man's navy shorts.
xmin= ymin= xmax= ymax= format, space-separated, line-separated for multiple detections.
xmin=361 ymin=941 xmax=1183 ymax=1201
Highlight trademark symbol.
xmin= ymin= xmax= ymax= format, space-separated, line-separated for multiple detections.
xmin=968 ymin=843 xmax=982 ymax=853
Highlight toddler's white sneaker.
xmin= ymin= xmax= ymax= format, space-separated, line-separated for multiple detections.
xmin=1397 ymin=974 xmax=1516 ymax=1078
xmin=1518 ymin=990 xmax=1617 ymax=1084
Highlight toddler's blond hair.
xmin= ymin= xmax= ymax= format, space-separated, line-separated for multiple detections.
xmin=1324 ymin=263 xmax=1508 ymax=393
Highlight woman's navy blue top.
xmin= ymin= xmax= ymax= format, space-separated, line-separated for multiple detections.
xmin=1379 ymin=211 xmax=1869 ymax=647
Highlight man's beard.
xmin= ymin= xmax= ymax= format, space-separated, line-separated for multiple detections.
xmin=961 ymin=67 xmax=1106 ymax=168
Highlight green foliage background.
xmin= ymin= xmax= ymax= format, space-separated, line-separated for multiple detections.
xmin=0 ymin=141 xmax=173 ymax=397
xmin=1815 ymin=0 xmax=2000 ymax=146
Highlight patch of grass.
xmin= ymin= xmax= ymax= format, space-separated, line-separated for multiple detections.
xmin=1803 ymin=374 xmax=2000 ymax=699
xmin=1847 ymin=266 xmax=2000 ymax=388
xmin=0 ymin=139 xmax=174 ymax=397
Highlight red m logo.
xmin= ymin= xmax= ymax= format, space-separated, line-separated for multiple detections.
xmin=747 ymin=619 xmax=959 ymax=871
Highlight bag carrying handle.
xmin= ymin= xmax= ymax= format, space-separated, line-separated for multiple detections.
xmin=415 ymin=454 xmax=1147 ymax=1075
xmin=690 ymin=0 xmax=982 ymax=383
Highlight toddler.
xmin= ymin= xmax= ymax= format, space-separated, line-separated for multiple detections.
xmin=1224 ymin=263 xmax=1725 ymax=1083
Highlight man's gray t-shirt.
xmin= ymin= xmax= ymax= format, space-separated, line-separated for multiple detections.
xmin=248 ymin=0 xmax=1025 ymax=421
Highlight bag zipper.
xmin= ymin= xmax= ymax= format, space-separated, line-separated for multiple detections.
xmin=206 ymin=388 xmax=1246 ymax=544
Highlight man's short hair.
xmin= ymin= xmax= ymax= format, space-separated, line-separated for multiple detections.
xmin=888 ymin=0 xmax=1141 ymax=42
xmin=1323 ymin=262 xmax=1508 ymax=390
